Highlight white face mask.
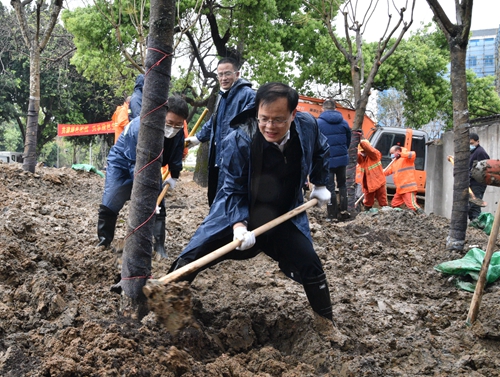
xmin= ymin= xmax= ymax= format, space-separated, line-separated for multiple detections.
xmin=164 ymin=125 xmax=181 ymax=139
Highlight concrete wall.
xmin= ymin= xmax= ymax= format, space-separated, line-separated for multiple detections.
xmin=426 ymin=122 xmax=500 ymax=218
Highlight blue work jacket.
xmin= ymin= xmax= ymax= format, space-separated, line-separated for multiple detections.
xmin=317 ymin=110 xmax=351 ymax=168
xmin=180 ymin=110 xmax=329 ymax=257
xmin=196 ymin=78 xmax=255 ymax=168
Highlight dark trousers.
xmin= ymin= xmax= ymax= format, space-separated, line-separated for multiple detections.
xmin=327 ymin=166 xmax=347 ymax=216
xmin=178 ymin=220 xmax=325 ymax=285
xmin=173 ymin=221 xmax=332 ymax=319
xmin=207 ymin=166 xmax=220 ymax=207
xmin=327 ymin=166 xmax=347 ymax=193
xmin=469 ymin=184 xmax=486 ymax=221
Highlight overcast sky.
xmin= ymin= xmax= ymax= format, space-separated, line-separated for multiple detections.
xmin=4 ymin=0 xmax=497 ymax=36
xmin=344 ymin=1 xmax=500 ymax=42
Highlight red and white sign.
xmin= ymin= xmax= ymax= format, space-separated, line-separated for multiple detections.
xmin=57 ymin=121 xmax=114 ymax=137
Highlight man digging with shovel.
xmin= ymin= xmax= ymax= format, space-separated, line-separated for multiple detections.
xmin=97 ymin=95 xmax=189 ymax=259
xmin=165 ymin=82 xmax=341 ymax=340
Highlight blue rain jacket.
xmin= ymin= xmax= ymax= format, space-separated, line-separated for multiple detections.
xmin=196 ymin=78 xmax=255 ymax=168
xmin=129 ymin=74 xmax=144 ymax=120
xmin=180 ymin=110 xmax=329 ymax=257
xmin=102 ymin=116 xmax=184 ymax=213
xmin=317 ymin=110 xmax=351 ymax=168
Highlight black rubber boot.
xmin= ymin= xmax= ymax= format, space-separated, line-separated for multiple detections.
xmin=339 ymin=188 xmax=350 ymax=220
xmin=97 ymin=204 xmax=117 ymax=248
xmin=303 ymin=272 xmax=333 ymax=321
xmin=327 ymin=192 xmax=338 ymax=220
xmin=152 ymin=215 xmax=167 ymax=259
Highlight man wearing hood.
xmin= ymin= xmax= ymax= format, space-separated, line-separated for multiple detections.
xmin=185 ymin=57 xmax=255 ymax=206
xmin=169 ymin=82 xmax=336 ymax=332
xmin=97 ymin=95 xmax=188 ymax=259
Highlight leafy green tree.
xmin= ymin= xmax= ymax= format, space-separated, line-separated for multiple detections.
xmin=11 ymin=0 xmax=65 ymax=172
xmin=467 ymin=71 xmax=500 ymax=118
xmin=62 ymin=0 xmax=148 ymax=94
xmin=1 ymin=4 xmax=123 ymax=169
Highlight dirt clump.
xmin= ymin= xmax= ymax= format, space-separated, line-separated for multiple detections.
xmin=0 ymin=162 xmax=499 ymax=376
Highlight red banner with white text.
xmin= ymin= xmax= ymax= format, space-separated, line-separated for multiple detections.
xmin=57 ymin=121 xmax=114 ymax=137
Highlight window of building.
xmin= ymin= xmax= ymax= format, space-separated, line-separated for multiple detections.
xmin=485 ymin=55 xmax=494 ymax=65
xmin=468 ymin=56 xmax=477 ymax=66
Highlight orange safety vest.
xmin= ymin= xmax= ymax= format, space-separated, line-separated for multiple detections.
xmin=384 ymin=147 xmax=418 ymax=194
xmin=112 ymin=102 xmax=130 ymax=143
xmin=357 ymin=140 xmax=386 ymax=193
xmin=355 ymin=164 xmax=362 ymax=184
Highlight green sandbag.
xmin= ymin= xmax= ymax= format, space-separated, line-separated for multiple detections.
xmin=434 ymin=248 xmax=500 ymax=292
xmin=469 ymin=212 xmax=494 ymax=235
xmin=71 ymin=163 xmax=105 ymax=178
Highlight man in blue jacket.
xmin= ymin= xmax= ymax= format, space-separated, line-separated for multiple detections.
xmin=170 ymin=82 xmax=335 ymax=327
xmin=185 ymin=57 xmax=255 ymax=206
xmin=97 ymin=95 xmax=188 ymax=259
xmin=317 ymin=99 xmax=351 ymax=221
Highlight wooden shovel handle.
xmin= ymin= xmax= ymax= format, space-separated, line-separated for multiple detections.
xmin=466 ymin=198 xmax=500 ymax=326
xmin=152 ymin=198 xmax=319 ymax=286
xmin=184 ymin=108 xmax=208 ymax=148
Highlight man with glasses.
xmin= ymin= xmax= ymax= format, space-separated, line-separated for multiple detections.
xmin=97 ymin=95 xmax=189 ymax=259
xmin=185 ymin=57 xmax=255 ymax=206
xmin=170 ymin=83 xmax=338 ymax=337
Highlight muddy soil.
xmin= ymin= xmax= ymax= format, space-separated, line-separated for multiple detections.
xmin=1 ymin=162 xmax=499 ymax=377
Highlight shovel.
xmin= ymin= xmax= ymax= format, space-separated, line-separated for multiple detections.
xmin=114 ymin=169 xmax=172 ymax=257
xmin=447 ymin=156 xmax=486 ymax=207
xmin=142 ymin=198 xmax=319 ymax=332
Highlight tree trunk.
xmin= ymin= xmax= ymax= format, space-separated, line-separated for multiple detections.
xmin=446 ymin=43 xmax=470 ymax=250
xmin=22 ymin=51 xmax=41 ymax=173
xmin=120 ymin=0 xmax=176 ymax=306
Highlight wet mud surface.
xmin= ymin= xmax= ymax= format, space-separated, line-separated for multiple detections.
xmin=1 ymin=163 xmax=499 ymax=376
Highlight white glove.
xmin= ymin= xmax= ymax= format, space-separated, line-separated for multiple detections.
xmin=310 ymin=185 xmax=331 ymax=207
xmin=185 ymin=136 xmax=200 ymax=148
xmin=233 ymin=226 xmax=256 ymax=251
xmin=165 ymin=177 xmax=177 ymax=189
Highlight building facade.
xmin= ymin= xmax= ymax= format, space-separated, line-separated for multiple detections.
xmin=466 ymin=28 xmax=499 ymax=81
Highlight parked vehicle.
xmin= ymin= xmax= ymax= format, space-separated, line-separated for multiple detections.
xmin=0 ymin=151 xmax=24 ymax=164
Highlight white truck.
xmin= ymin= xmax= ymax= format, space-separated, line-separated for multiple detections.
xmin=0 ymin=152 xmax=24 ymax=164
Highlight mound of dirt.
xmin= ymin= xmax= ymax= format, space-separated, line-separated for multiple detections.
xmin=1 ymin=162 xmax=499 ymax=376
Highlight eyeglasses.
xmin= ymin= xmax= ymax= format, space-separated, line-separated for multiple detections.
xmin=217 ymin=71 xmax=238 ymax=78
xmin=166 ymin=122 xmax=184 ymax=129
xmin=257 ymin=116 xmax=290 ymax=127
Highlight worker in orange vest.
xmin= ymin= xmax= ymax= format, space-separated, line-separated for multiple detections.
xmin=357 ymin=139 xmax=388 ymax=210
xmin=384 ymin=145 xmax=424 ymax=214
xmin=112 ymin=96 xmax=131 ymax=143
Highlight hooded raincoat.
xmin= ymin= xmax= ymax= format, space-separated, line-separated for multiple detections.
xmin=357 ymin=140 xmax=386 ymax=193
xmin=384 ymin=147 xmax=418 ymax=194
xmin=102 ymin=116 xmax=184 ymax=214
xmin=129 ymin=74 xmax=144 ymax=120
xmin=179 ymin=110 xmax=329 ymax=258
xmin=317 ymin=110 xmax=351 ymax=168
xmin=196 ymin=78 xmax=255 ymax=169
